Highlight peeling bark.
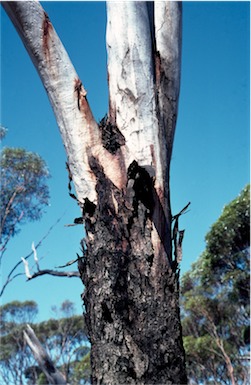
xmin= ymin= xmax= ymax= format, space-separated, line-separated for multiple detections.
xmin=3 ymin=1 xmax=187 ymax=384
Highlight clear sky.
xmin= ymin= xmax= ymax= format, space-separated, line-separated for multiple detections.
xmin=1 ymin=1 xmax=250 ymax=321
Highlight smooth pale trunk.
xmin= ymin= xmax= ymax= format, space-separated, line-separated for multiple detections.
xmin=106 ymin=1 xmax=182 ymax=268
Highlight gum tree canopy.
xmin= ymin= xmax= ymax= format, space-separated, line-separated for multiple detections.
xmin=3 ymin=2 xmax=187 ymax=384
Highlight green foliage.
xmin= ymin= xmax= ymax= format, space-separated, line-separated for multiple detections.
xmin=72 ymin=352 xmax=91 ymax=385
xmin=0 ymin=300 xmax=90 ymax=385
xmin=0 ymin=301 xmax=39 ymax=385
xmin=181 ymin=185 xmax=250 ymax=385
xmin=0 ymin=300 xmax=38 ymax=324
xmin=206 ymin=185 xmax=249 ymax=257
xmin=37 ymin=372 xmax=48 ymax=385
xmin=0 ymin=147 xmax=50 ymax=244
xmin=0 ymin=125 xmax=8 ymax=141
xmin=0 ymin=300 xmax=38 ymax=340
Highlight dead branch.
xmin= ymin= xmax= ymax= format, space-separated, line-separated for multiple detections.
xmin=0 ymin=215 xmax=65 ymax=297
xmin=24 ymin=324 xmax=67 ymax=385
xmin=27 ymin=269 xmax=79 ymax=280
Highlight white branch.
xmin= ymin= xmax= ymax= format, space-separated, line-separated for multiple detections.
xmin=106 ymin=2 xmax=182 ymax=200
xmin=154 ymin=2 xmax=182 ymax=161
xmin=24 ymin=324 xmax=67 ymax=385
xmin=31 ymin=241 xmax=40 ymax=270
xmin=2 ymin=1 xmax=99 ymax=203
xmin=107 ymin=2 xmax=158 ymax=174
xmin=21 ymin=257 xmax=32 ymax=279
xmin=106 ymin=2 xmax=182 ymax=264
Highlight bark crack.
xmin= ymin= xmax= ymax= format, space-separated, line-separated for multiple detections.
xmin=74 ymin=78 xmax=87 ymax=111
xmin=42 ymin=12 xmax=52 ymax=57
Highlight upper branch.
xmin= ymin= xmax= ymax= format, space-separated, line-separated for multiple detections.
xmin=2 ymin=1 xmax=99 ymax=202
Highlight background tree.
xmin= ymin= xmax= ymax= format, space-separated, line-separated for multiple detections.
xmin=181 ymin=185 xmax=250 ymax=385
xmin=0 ymin=126 xmax=8 ymax=141
xmin=0 ymin=300 xmax=39 ymax=385
xmin=0 ymin=300 xmax=90 ymax=385
xmin=3 ymin=2 xmax=187 ymax=383
xmin=71 ymin=351 xmax=91 ymax=385
xmin=0 ymin=132 xmax=50 ymax=262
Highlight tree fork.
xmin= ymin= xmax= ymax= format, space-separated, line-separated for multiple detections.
xmin=3 ymin=1 xmax=187 ymax=383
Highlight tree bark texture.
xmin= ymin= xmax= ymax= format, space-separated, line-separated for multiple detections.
xmin=80 ymin=159 xmax=187 ymax=384
xmin=3 ymin=1 xmax=187 ymax=384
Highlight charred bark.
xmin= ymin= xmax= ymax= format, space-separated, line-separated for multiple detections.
xmin=79 ymin=155 xmax=187 ymax=384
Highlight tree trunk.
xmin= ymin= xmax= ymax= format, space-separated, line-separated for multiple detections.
xmin=80 ymin=159 xmax=187 ymax=384
xmin=3 ymin=1 xmax=187 ymax=383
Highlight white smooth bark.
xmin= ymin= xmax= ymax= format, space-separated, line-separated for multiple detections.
xmin=107 ymin=1 xmax=161 ymax=185
xmin=3 ymin=1 xmax=137 ymax=204
xmin=2 ymin=1 xmax=100 ymax=203
xmin=155 ymin=2 xmax=182 ymax=158
xmin=107 ymin=1 xmax=182 ymax=199
xmin=106 ymin=1 xmax=182 ymax=262
xmin=3 ymin=1 xmax=181 ymax=210
xmin=3 ymin=0 xmax=182 ymax=264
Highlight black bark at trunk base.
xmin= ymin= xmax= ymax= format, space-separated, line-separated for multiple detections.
xmin=79 ymin=158 xmax=187 ymax=385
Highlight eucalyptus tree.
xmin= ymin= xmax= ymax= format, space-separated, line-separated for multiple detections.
xmin=0 ymin=129 xmax=50 ymax=295
xmin=2 ymin=2 xmax=187 ymax=383
xmin=0 ymin=300 xmax=39 ymax=385
xmin=181 ymin=185 xmax=250 ymax=385
xmin=0 ymin=146 xmax=50 ymax=262
xmin=0 ymin=300 xmax=89 ymax=385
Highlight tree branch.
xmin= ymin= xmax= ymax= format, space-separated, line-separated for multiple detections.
xmin=24 ymin=324 xmax=67 ymax=385
xmin=27 ymin=269 xmax=79 ymax=280
xmin=2 ymin=1 xmax=100 ymax=203
xmin=0 ymin=215 xmax=64 ymax=297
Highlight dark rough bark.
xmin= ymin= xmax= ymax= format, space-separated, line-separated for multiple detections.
xmin=78 ymin=154 xmax=187 ymax=384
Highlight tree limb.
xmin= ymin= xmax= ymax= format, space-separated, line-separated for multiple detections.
xmin=0 ymin=215 xmax=64 ymax=297
xmin=27 ymin=269 xmax=79 ymax=280
xmin=2 ymin=1 xmax=101 ymax=204
xmin=24 ymin=324 xmax=67 ymax=385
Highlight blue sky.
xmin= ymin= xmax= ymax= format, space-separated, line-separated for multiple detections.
xmin=1 ymin=1 xmax=250 ymax=321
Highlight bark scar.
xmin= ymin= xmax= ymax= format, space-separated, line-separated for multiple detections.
xmin=42 ymin=12 xmax=52 ymax=56
xmin=99 ymin=115 xmax=125 ymax=155
xmin=74 ymin=78 xmax=87 ymax=111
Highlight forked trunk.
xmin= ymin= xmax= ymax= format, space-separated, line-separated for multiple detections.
xmin=3 ymin=1 xmax=187 ymax=383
